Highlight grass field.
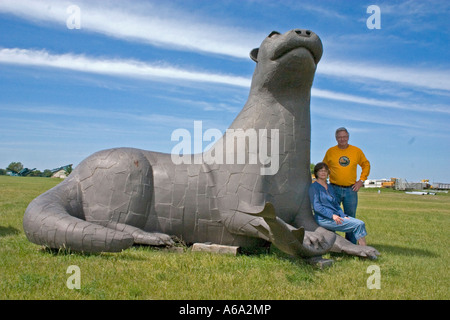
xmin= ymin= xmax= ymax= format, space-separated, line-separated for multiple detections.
xmin=0 ymin=175 xmax=448 ymax=300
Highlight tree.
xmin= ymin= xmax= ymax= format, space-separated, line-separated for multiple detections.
xmin=42 ymin=169 xmax=53 ymax=177
xmin=64 ymin=165 xmax=73 ymax=177
xmin=310 ymin=163 xmax=315 ymax=175
xmin=29 ymin=170 xmax=42 ymax=177
xmin=7 ymin=162 xmax=23 ymax=173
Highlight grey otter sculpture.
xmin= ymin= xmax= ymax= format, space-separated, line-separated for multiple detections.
xmin=23 ymin=29 xmax=379 ymax=259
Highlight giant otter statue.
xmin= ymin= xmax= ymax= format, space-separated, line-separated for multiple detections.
xmin=23 ymin=29 xmax=379 ymax=260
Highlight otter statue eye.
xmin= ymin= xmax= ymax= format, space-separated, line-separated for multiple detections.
xmin=268 ymin=31 xmax=280 ymax=38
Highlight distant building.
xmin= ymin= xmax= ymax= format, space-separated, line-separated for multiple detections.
xmin=364 ymin=179 xmax=392 ymax=188
xmin=394 ymin=178 xmax=428 ymax=191
xmin=50 ymin=164 xmax=72 ymax=179
xmin=432 ymin=182 xmax=450 ymax=190
xmin=51 ymin=169 xmax=68 ymax=179
xmin=365 ymin=178 xmax=449 ymax=190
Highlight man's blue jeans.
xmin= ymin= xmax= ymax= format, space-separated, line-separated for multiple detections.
xmin=329 ymin=184 xmax=359 ymax=244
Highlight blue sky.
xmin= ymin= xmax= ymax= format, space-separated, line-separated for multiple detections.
xmin=0 ymin=0 xmax=449 ymax=183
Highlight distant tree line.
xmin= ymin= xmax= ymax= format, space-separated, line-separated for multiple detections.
xmin=2 ymin=161 xmax=308 ymax=177
xmin=0 ymin=162 xmax=72 ymax=177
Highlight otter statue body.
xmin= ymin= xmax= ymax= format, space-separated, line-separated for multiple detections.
xmin=23 ymin=29 xmax=379 ymax=259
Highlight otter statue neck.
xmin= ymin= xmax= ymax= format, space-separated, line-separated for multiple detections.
xmin=229 ymin=82 xmax=312 ymax=132
xmin=224 ymin=79 xmax=312 ymax=180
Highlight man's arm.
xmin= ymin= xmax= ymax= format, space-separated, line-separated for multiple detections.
xmin=352 ymin=150 xmax=370 ymax=192
xmin=359 ymin=155 xmax=370 ymax=182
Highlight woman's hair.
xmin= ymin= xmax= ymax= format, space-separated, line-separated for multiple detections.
xmin=313 ymin=162 xmax=329 ymax=178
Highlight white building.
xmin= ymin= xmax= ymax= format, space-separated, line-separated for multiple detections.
xmin=364 ymin=179 xmax=389 ymax=188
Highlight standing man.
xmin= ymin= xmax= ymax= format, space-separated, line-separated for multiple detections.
xmin=323 ymin=127 xmax=370 ymax=244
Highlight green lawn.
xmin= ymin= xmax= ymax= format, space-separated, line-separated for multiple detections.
xmin=0 ymin=175 xmax=448 ymax=299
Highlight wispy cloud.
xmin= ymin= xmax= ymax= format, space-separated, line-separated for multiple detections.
xmin=312 ymin=89 xmax=450 ymax=114
xmin=2 ymin=47 xmax=448 ymax=119
xmin=0 ymin=48 xmax=251 ymax=87
xmin=0 ymin=0 xmax=262 ymax=58
xmin=318 ymin=60 xmax=450 ymax=92
xmin=312 ymin=103 xmax=448 ymax=133
xmin=2 ymin=0 xmax=449 ymax=95
xmin=381 ymin=0 xmax=450 ymax=31
xmin=0 ymin=103 xmax=204 ymax=127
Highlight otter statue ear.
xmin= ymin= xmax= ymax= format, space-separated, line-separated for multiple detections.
xmin=250 ymin=48 xmax=259 ymax=62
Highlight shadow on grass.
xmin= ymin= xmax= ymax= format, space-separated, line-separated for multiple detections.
xmin=0 ymin=225 xmax=20 ymax=237
xmin=39 ymin=246 xmax=102 ymax=257
xmin=38 ymin=245 xmax=149 ymax=261
xmin=367 ymin=243 xmax=438 ymax=258
xmin=327 ymin=243 xmax=438 ymax=261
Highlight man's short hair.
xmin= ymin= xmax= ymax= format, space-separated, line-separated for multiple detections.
xmin=335 ymin=127 xmax=349 ymax=138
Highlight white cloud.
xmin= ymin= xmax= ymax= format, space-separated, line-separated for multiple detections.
xmin=1 ymin=0 xmax=449 ymax=95
xmin=312 ymin=88 xmax=450 ymax=114
xmin=2 ymin=47 xmax=448 ymax=121
xmin=0 ymin=48 xmax=251 ymax=87
xmin=318 ymin=60 xmax=450 ymax=92
xmin=0 ymin=0 xmax=262 ymax=58
xmin=312 ymin=103 xmax=426 ymax=130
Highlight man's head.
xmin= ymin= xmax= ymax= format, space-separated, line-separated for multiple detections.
xmin=335 ymin=127 xmax=349 ymax=149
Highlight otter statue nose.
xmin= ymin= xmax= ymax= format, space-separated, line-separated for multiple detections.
xmin=294 ymin=29 xmax=312 ymax=37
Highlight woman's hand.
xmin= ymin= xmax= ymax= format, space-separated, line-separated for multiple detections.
xmin=332 ymin=214 xmax=344 ymax=225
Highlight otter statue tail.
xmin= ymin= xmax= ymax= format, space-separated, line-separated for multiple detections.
xmin=23 ymin=181 xmax=134 ymax=253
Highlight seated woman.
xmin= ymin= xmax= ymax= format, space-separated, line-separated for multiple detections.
xmin=309 ymin=162 xmax=367 ymax=246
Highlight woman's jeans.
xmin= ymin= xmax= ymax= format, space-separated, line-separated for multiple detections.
xmin=330 ymin=184 xmax=359 ymax=244
xmin=315 ymin=216 xmax=367 ymax=242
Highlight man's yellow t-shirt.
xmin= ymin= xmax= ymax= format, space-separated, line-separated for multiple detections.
xmin=323 ymin=145 xmax=370 ymax=186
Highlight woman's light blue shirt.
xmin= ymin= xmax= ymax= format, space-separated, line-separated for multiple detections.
xmin=308 ymin=182 xmax=346 ymax=220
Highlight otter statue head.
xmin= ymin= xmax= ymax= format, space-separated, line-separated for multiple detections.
xmin=249 ymin=29 xmax=323 ymax=99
